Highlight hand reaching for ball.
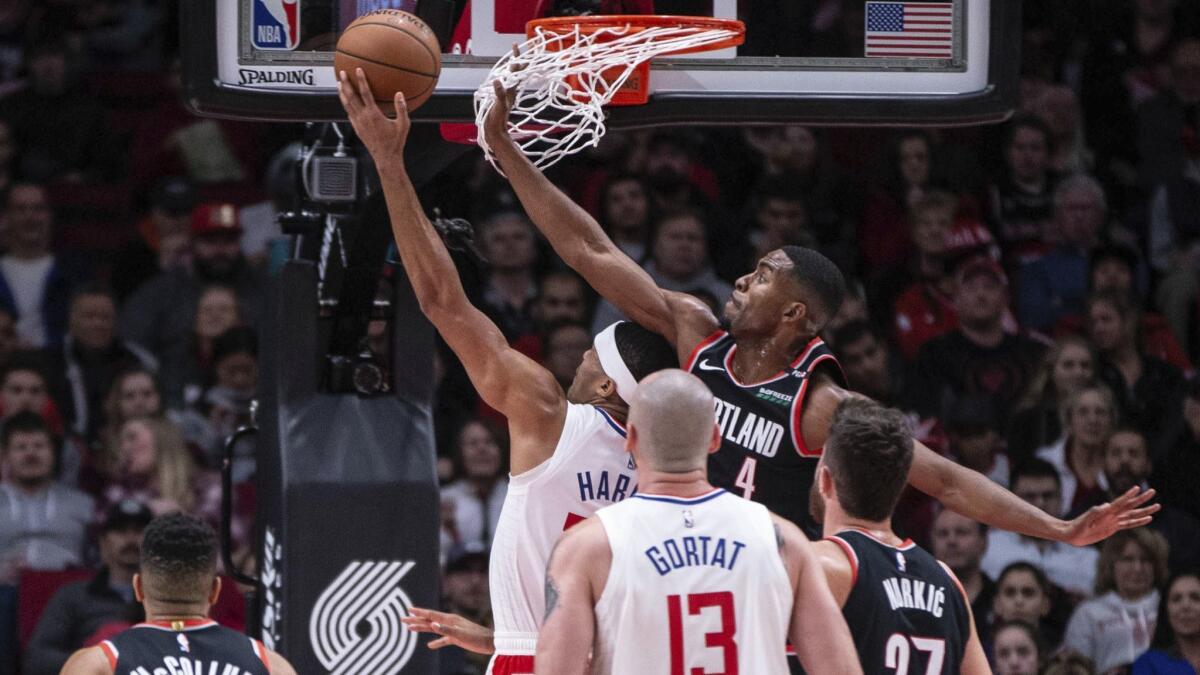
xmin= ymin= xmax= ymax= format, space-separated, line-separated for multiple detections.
xmin=338 ymin=68 xmax=410 ymax=170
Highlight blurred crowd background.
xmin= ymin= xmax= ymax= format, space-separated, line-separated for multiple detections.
xmin=0 ymin=0 xmax=1199 ymax=674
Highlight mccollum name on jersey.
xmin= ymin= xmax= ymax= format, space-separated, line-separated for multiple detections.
xmin=126 ymin=657 xmax=253 ymax=675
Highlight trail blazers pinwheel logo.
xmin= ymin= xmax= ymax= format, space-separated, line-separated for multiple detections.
xmin=309 ymin=561 xmax=418 ymax=674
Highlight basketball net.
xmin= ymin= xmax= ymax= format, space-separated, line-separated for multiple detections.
xmin=474 ymin=19 xmax=742 ymax=174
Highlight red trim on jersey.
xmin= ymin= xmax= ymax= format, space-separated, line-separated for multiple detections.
xmin=840 ymin=526 xmax=915 ymax=550
xmin=789 ymin=353 xmax=838 ymax=458
xmin=134 ymin=619 xmax=218 ymax=631
xmin=826 ymin=535 xmax=859 ymax=587
xmin=723 ymin=336 xmax=822 ymax=388
xmin=252 ymin=638 xmax=271 ymax=673
xmin=99 ymin=641 xmax=118 ymax=670
xmin=562 ymin=512 xmax=586 ymax=530
xmin=684 ymin=330 xmax=727 ymax=371
xmin=491 ymin=654 xmax=535 ymax=674
xmin=937 ymin=560 xmax=971 ymax=607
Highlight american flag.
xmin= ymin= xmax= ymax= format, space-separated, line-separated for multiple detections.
xmin=864 ymin=2 xmax=954 ymax=58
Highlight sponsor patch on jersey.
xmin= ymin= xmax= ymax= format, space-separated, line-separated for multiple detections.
xmin=755 ymin=389 xmax=794 ymax=406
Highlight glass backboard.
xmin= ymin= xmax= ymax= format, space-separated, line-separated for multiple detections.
xmin=181 ymin=0 xmax=1018 ymax=126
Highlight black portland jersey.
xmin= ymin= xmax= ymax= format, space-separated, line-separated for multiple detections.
xmin=100 ymin=619 xmax=270 ymax=675
xmin=829 ymin=529 xmax=970 ymax=675
xmin=685 ymin=330 xmax=844 ymax=536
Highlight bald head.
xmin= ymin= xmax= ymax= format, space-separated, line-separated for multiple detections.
xmin=627 ymin=369 xmax=716 ymax=473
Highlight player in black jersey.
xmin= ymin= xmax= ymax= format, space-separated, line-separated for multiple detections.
xmin=807 ymin=398 xmax=989 ymax=674
xmin=479 ymin=81 xmax=1157 ymax=544
xmin=61 ymin=514 xmax=297 ymax=675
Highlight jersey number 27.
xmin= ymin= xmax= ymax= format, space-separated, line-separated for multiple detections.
xmin=667 ymin=591 xmax=738 ymax=675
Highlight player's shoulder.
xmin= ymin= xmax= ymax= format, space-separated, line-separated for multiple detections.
xmin=265 ymin=645 xmax=300 ymax=675
xmin=60 ymin=645 xmax=112 ymax=675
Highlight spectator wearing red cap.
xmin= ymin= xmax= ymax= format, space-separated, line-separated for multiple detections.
xmin=118 ymin=202 xmax=266 ymax=407
xmin=913 ymin=257 xmax=1047 ymax=425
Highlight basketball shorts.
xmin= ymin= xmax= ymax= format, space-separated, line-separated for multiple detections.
xmin=488 ymin=654 xmax=535 ymax=675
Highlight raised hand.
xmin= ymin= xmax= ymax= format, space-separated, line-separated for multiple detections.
xmin=1062 ymin=486 xmax=1160 ymax=547
xmin=482 ymin=60 xmax=520 ymax=152
xmin=337 ymin=67 xmax=410 ymax=166
xmin=401 ymin=607 xmax=495 ymax=654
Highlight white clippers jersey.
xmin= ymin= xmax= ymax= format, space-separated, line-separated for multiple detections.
xmin=488 ymin=403 xmax=637 ymax=658
xmin=592 ymin=489 xmax=793 ymax=675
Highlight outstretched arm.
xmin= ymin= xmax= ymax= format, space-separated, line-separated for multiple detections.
xmin=908 ymin=443 xmax=1158 ymax=546
xmin=401 ymin=607 xmax=495 ymax=655
xmin=776 ymin=517 xmax=862 ymax=675
xmin=803 ymin=381 xmax=1159 ymax=545
xmin=339 ymin=70 xmax=566 ymax=470
xmin=482 ymin=82 xmax=718 ymax=356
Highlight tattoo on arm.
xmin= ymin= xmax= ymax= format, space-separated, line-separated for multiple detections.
xmin=774 ymin=524 xmax=784 ymax=551
xmin=543 ymin=573 xmax=561 ymax=622
xmin=543 ymin=539 xmax=563 ymax=622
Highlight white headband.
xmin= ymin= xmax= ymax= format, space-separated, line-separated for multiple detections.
xmin=594 ymin=322 xmax=638 ymax=403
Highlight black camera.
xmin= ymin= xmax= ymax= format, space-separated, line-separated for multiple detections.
xmin=326 ymin=348 xmax=390 ymax=396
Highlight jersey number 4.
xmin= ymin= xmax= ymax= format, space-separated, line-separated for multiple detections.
xmin=885 ymin=634 xmax=945 ymax=674
xmin=667 ymin=591 xmax=738 ymax=675
xmin=734 ymin=458 xmax=757 ymax=500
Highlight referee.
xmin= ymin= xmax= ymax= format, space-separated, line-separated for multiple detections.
xmin=60 ymin=513 xmax=296 ymax=675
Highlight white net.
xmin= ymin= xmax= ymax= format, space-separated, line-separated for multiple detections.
xmin=474 ymin=20 xmax=740 ymax=174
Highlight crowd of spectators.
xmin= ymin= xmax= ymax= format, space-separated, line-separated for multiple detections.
xmin=0 ymin=0 xmax=1198 ymax=674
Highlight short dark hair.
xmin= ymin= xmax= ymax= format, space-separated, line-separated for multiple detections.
xmin=69 ymin=281 xmax=114 ymax=307
xmin=831 ymin=319 xmax=885 ymax=352
xmin=1 ymin=410 xmax=51 ymax=449
xmin=996 ymin=561 xmax=1052 ymax=597
xmin=0 ymin=355 xmax=47 ymax=387
xmin=211 ymin=326 xmax=258 ymax=363
xmin=1005 ymin=115 xmax=1055 ymax=154
xmin=991 ymin=618 xmax=1044 ymax=658
xmin=1087 ymin=288 xmax=1138 ymax=322
xmin=781 ymin=246 xmax=846 ymax=333
xmin=614 ymin=322 xmax=677 ymax=381
xmin=1009 ymin=458 xmax=1061 ymax=491
xmin=1089 ymin=243 xmax=1138 ymax=280
xmin=752 ymin=174 xmax=806 ymax=208
xmin=140 ymin=514 xmax=218 ymax=603
xmin=824 ymin=398 xmax=913 ymax=522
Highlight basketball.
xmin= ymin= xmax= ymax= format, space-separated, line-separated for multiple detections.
xmin=334 ymin=10 xmax=441 ymax=112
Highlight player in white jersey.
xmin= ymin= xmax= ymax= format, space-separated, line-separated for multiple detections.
xmin=337 ymin=70 xmax=677 ymax=675
xmin=536 ymin=370 xmax=862 ymax=675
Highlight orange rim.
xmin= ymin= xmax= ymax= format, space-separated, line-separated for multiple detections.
xmin=526 ymin=14 xmax=745 ymax=53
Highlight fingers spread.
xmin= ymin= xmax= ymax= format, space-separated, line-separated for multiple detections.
xmin=355 ymin=68 xmax=375 ymax=109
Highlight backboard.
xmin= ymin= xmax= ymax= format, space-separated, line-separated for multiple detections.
xmin=181 ymin=0 xmax=1019 ymax=127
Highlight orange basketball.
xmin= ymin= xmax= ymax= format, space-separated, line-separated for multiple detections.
xmin=334 ymin=10 xmax=441 ymax=111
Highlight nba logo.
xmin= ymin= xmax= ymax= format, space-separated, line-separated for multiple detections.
xmin=177 ymin=634 xmax=190 ymax=653
xmin=895 ymin=552 xmax=906 ymax=572
xmin=252 ymin=0 xmax=300 ymax=50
